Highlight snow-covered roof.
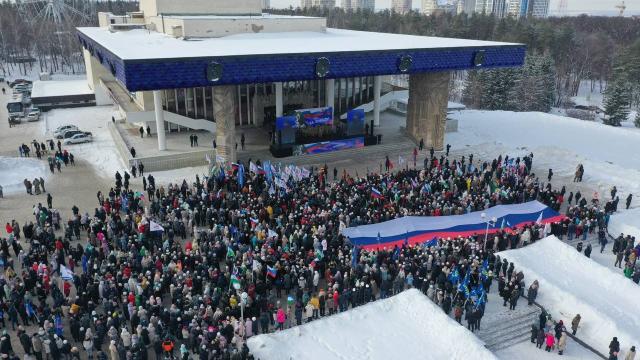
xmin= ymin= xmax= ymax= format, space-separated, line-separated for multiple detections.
xmin=31 ymin=79 xmax=94 ymax=99
xmin=163 ymin=13 xmax=321 ymax=20
xmin=77 ymin=26 xmax=520 ymax=61
xmin=247 ymin=289 xmax=497 ymax=360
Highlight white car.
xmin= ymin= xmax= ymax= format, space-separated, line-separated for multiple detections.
xmin=54 ymin=125 xmax=79 ymax=139
xmin=26 ymin=111 xmax=40 ymax=122
xmin=63 ymin=132 xmax=92 ymax=145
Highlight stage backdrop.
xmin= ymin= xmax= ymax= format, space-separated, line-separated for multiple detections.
xmin=295 ymin=107 xmax=333 ymax=127
xmin=341 ymin=201 xmax=563 ymax=250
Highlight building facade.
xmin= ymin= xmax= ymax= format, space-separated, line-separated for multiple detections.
xmin=392 ymin=0 xmax=412 ymax=14
xmin=421 ymin=0 xmax=438 ymax=14
xmin=528 ymin=0 xmax=549 ymax=18
xmin=312 ymin=0 xmax=336 ymax=8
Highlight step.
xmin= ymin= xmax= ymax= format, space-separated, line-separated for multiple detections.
xmin=478 ymin=320 xmax=535 ymax=345
xmin=480 ymin=307 xmax=541 ymax=331
xmin=487 ymin=332 xmax=532 ymax=352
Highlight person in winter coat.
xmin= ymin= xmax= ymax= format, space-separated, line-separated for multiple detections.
xmin=527 ymin=280 xmax=539 ymax=305
xmin=558 ymin=332 xmax=567 ymax=355
xmin=536 ymin=328 xmax=546 ymax=349
xmin=609 ymin=337 xmax=620 ymax=360
xmin=509 ymin=287 xmax=520 ymax=310
xmin=555 ymin=320 xmax=565 ymax=341
xmin=453 ymin=304 xmax=463 ymax=324
xmin=571 ymin=314 xmax=581 ymax=335
xmin=625 ymin=346 xmax=636 ymax=360
xmin=530 ymin=324 xmax=538 ymax=343
xmin=545 ymin=332 xmax=555 ymax=352
xmin=276 ymin=308 xmax=286 ymax=330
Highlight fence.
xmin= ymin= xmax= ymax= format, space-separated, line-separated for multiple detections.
xmin=107 ymin=121 xmax=215 ymax=172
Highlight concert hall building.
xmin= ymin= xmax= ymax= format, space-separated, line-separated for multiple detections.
xmin=78 ymin=0 xmax=526 ymax=162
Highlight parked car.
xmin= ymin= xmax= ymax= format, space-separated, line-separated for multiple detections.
xmin=63 ymin=132 xmax=92 ymax=145
xmin=26 ymin=110 xmax=40 ymax=122
xmin=63 ymin=130 xmax=92 ymax=140
xmin=53 ymin=125 xmax=79 ymax=139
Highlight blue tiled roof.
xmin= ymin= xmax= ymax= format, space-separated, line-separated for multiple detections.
xmin=77 ymin=31 xmax=526 ymax=92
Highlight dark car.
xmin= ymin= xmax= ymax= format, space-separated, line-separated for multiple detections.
xmin=63 ymin=130 xmax=92 ymax=139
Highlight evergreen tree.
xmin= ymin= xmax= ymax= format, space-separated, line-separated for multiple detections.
xmin=603 ymin=80 xmax=630 ymax=127
xmin=634 ymin=111 xmax=640 ymax=128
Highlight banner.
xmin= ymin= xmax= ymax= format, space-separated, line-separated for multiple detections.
xmin=295 ymin=107 xmax=333 ymax=127
xmin=61 ymin=265 xmax=74 ymax=282
xmin=341 ymin=201 xmax=563 ymax=250
xmin=294 ymin=137 xmax=364 ymax=155
xmin=275 ymin=116 xmax=298 ymax=131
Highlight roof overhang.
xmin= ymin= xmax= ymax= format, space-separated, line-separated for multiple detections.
xmin=77 ymin=27 xmax=526 ymax=92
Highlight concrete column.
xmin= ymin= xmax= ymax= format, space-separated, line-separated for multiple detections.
xmin=406 ymin=72 xmax=450 ymax=151
xmin=275 ymin=82 xmax=283 ymax=117
xmin=373 ymin=76 xmax=382 ymax=126
xmin=213 ymin=85 xmax=237 ymax=163
xmin=152 ymin=90 xmax=167 ymax=151
xmin=325 ymin=78 xmax=335 ymax=113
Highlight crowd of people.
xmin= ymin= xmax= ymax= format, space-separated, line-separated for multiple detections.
xmin=0 ymin=145 xmax=636 ymax=360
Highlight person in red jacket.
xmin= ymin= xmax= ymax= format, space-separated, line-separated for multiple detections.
xmin=5 ymin=223 xmax=12 ymax=236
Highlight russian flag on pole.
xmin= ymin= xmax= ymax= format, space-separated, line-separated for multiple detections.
xmin=267 ymin=266 xmax=277 ymax=278
xmin=342 ymin=201 xmax=563 ymax=250
xmin=371 ymin=187 xmax=384 ymax=199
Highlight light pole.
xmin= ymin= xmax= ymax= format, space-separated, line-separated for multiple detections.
xmin=240 ymin=291 xmax=248 ymax=338
xmin=481 ymin=212 xmax=497 ymax=252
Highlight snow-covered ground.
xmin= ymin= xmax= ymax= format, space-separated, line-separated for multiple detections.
xmin=499 ymin=237 xmax=640 ymax=359
xmin=42 ymin=106 xmax=127 ymax=176
xmin=0 ymin=156 xmax=48 ymax=194
xmin=609 ymin=208 xmax=640 ymax=241
xmin=247 ymin=289 xmax=497 ymax=360
xmin=570 ymin=80 xmax=605 ymax=110
xmin=448 ymin=110 xmax=640 ymax=204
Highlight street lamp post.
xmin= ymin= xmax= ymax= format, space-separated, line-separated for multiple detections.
xmin=481 ymin=212 xmax=497 ymax=252
xmin=240 ymin=291 xmax=248 ymax=338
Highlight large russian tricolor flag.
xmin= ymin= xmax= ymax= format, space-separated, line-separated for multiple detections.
xmin=341 ymin=201 xmax=563 ymax=250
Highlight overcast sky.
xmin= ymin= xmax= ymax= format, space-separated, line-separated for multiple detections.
xmin=269 ymin=0 xmax=640 ymax=16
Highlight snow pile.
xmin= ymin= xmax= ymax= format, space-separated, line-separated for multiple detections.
xmin=43 ymin=106 xmax=127 ymax=176
xmin=0 ymin=157 xmax=48 ymax=194
xmin=448 ymin=110 xmax=640 ymax=200
xmin=499 ymin=237 xmax=640 ymax=358
xmin=608 ymin=208 xmax=640 ymax=243
xmin=247 ymin=289 xmax=497 ymax=360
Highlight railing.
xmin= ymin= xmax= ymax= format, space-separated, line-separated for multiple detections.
xmin=518 ymin=292 xmax=608 ymax=359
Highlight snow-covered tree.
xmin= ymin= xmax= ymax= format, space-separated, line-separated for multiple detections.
xmin=603 ymin=80 xmax=630 ymax=127
xmin=634 ymin=111 xmax=640 ymax=128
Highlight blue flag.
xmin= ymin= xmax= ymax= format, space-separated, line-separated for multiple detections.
xmin=351 ymin=246 xmax=360 ymax=268
xmin=448 ymin=266 xmax=460 ymax=284
xmin=238 ymin=164 xmax=245 ymax=188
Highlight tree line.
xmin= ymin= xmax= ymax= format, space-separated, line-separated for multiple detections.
xmin=0 ymin=0 xmax=137 ymax=78
xmin=273 ymin=7 xmax=640 ymax=124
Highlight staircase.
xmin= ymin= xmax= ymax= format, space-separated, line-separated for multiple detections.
xmin=477 ymin=305 xmax=541 ymax=352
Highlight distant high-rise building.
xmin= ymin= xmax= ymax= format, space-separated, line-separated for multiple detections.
xmin=301 ymin=0 xmax=314 ymax=8
xmin=342 ymin=0 xmax=353 ymax=10
xmin=492 ymin=0 xmax=507 ymax=17
xmin=421 ymin=0 xmax=438 ymax=14
xmin=474 ymin=0 xmax=494 ymax=14
xmin=506 ymin=0 xmax=522 ymax=17
xmin=392 ymin=0 xmax=412 ymax=14
xmin=528 ymin=0 xmax=549 ymax=18
xmin=313 ymin=0 xmax=336 ymax=8
xmin=262 ymin=0 xmax=270 ymax=9
xmin=461 ymin=0 xmax=477 ymax=14
xmin=357 ymin=0 xmax=375 ymax=10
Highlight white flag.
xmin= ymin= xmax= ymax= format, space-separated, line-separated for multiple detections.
xmin=61 ymin=265 xmax=74 ymax=282
xmin=150 ymin=221 xmax=164 ymax=232
xmin=250 ymin=161 xmax=258 ymax=174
